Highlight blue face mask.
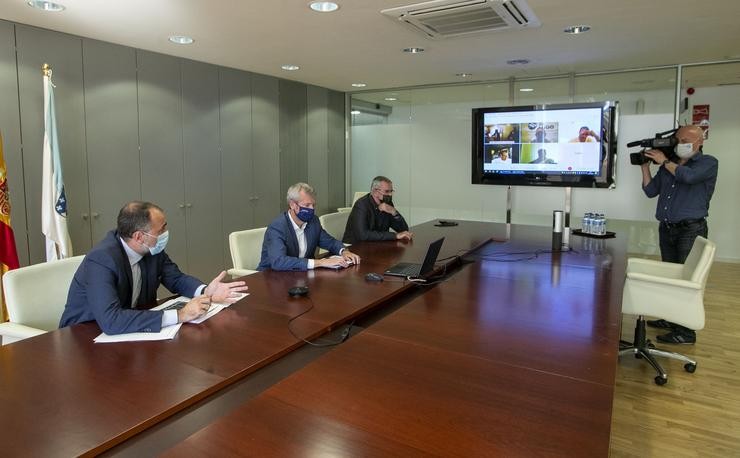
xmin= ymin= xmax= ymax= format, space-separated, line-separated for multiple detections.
xmin=295 ymin=206 xmax=314 ymax=223
xmin=143 ymin=230 xmax=169 ymax=255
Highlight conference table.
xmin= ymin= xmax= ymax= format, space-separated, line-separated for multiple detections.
xmin=0 ymin=220 xmax=626 ymax=456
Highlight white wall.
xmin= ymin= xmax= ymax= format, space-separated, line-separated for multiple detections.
xmin=351 ymin=85 xmax=740 ymax=262
xmin=677 ymin=85 xmax=740 ymax=262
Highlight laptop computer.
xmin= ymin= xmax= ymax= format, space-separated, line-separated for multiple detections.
xmin=384 ymin=237 xmax=445 ymax=278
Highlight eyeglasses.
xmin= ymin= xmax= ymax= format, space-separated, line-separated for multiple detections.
xmin=375 ymin=188 xmax=395 ymax=195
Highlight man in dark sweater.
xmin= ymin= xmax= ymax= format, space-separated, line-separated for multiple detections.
xmin=342 ymin=176 xmax=413 ymax=244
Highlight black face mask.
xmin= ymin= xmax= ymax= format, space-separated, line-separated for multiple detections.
xmin=381 ymin=194 xmax=394 ymax=206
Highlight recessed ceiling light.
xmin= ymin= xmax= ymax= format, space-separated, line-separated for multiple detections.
xmin=169 ymin=35 xmax=194 ymax=45
xmin=456 ymin=73 xmax=473 ymax=78
xmin=351 ymin=83 xmax=367 ymax=88
xmin=351 ymin=110 xmax=361 ymax=115
xmin=27 ymin=1 xmax=65 ymax=12
xmin=281 ymin=64 xmax=300 ymax=71
xmin=309 ymin=1 xmax=339 ymax=12
xmin=564 ymin=25 xmax=591 ymax=34
xmin=403 ymin=47 xmax=425 ymax=54
xmin=519 ymin=88 xmax=534 ymax=92
xmin=384 ymin=97 xmax=397 ymax=101
xmin=507 ymin=59 xmax=530 ymax=65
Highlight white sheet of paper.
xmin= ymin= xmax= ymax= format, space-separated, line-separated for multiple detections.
xmin=94 ymin=323 xmax=182 ymax=343
xmin=153 ymin=293 xmax=250 ymax=323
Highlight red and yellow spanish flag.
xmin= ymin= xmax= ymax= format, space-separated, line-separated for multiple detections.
xmin=0 ymin=132 xmax=21 ymax=321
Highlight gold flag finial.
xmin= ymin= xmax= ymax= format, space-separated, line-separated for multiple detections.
xmin=42 ymin=63 xmax=52 ymax=77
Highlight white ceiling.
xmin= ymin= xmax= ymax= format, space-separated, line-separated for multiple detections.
xmin=2 ymin=0 xmax=740 ymax=92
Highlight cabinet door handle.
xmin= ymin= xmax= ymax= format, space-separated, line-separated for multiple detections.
xmin=92 ymin=212 xmax=99 ymax=218
xmin=186 ymin=203 xmax=192 ymax=208
xmin=82 ymin=213 xmax=89 ymax=220
xmin=178 ymin=204 xmax=185 ymax=209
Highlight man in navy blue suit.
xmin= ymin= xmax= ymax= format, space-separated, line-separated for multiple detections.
xmin=60 ymin=201 xmax=248 ymax=334
xmin=258 ymin=183 xmax=361 ymax=271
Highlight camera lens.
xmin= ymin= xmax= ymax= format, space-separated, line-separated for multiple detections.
xmin=629 ymin=152 xmax=646 ymax=165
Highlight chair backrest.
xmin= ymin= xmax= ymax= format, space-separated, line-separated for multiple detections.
xmin=3 ymin=256 xmax=85 ymax=331
xmin=352 ymin=191 xmax=368 ymax=204
xmin=229 ymin=227 xmax=267 ymax=271
xmin=319 ymin=211 xmax=350 ymax=241
xmin=682 ymin=236 xmax=716 ymax=286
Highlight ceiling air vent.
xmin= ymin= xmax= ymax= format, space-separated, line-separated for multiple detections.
xmin=381 ymin=0 xmax=541 ymax=39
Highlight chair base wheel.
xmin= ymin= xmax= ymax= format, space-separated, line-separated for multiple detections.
xmin=621 ymin=316 xmax=697 ymax=386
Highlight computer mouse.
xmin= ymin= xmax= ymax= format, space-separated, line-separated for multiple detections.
xmin=365 ymin=272 xmax=384 ymax=282
xmin=288 ymin=286 xmax=309 ymax=297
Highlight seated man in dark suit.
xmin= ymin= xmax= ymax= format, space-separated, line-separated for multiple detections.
xmin=342 ymin=176 xmax=413 ymax=245
xmin=60 ymin=201 xmax=248 ymax=335
xmin=258 ymin=183 xmax=360 ymax=271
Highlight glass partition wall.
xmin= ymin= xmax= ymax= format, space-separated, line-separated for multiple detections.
xmin=676 ymin=62 xmax=740 ymax=261
xmin=350 ymin=63 xmax=740 ymax=260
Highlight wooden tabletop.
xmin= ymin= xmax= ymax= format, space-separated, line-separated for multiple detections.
xmin=0 ymin=220 xmax=501 ymax=456
xmin=162 ymin=222 xmax=627 ymax=457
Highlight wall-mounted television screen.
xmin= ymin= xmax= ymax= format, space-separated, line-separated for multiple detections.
xmin=471 ymin=101 xmax=618 ymax=188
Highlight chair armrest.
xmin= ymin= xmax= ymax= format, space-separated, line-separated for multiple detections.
xmin=0 ymin=322 xmax=47 ymax=345
xmin=227 ymin=268 xmax=258 ymax=278
xmin=627 ymin=258 xmax=684 ymax=279
xmin=626 ymin=271 xmax=701 ymax=289
xmin=337 ymin=207 xmax=352 ymax=213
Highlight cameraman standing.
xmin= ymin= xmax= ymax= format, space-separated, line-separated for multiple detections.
xmin=641 ymin=125 xmax=718 ymax=344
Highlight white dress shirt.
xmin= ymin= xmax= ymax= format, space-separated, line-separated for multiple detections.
xmin=288 ymin=215 xmax=315 ymax=269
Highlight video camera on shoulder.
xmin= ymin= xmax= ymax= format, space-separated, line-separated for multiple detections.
xmin=628 ymin=128 xmax=678 ymax=165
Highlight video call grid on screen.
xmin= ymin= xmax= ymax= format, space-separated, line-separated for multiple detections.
xmin=482 ymin=107 xmax=603 ymax=175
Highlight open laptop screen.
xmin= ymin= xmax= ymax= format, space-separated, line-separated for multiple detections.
xmin=384 ymin=237 xmax=445 ymax=278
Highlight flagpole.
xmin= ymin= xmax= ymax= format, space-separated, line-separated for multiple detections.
xmin=42 ymin=63 xmax=51 ymax=77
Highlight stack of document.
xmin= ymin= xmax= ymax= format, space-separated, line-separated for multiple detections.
xmin=94 ymin=293 xmax=249 ymax=343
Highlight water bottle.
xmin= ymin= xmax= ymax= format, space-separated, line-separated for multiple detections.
xmin=583 ymin=212 xmax=592 ymax=234
xmin=596 ymin=213 xmax=605 ymax=236
xmin=588 ymin=213 xmax=599 ymax=235
xmin=600 ymin=213 xmax=608 ymax=236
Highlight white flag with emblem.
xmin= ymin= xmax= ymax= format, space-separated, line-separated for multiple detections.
xmin=41 ymin=65 xmax=73 ymax=261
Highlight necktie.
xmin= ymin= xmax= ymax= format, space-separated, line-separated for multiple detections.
xmin=131 ymin=261 xmax=141 ymax=308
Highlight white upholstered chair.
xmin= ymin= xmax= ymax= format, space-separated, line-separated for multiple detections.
xmin=337 ymin=191 xmax=368 ymax=212
xmin=319 ymin=211 xmax=350 ymax=242
xmin=228 ymin=227 xmax=267 ymax=278
xmin=317 ymin=211 xmax=352 ymax=256
xmin=0 ymin=255 xmax=85 ymax=345
xmin=619 ymin=236 xmax=716 ymax=385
